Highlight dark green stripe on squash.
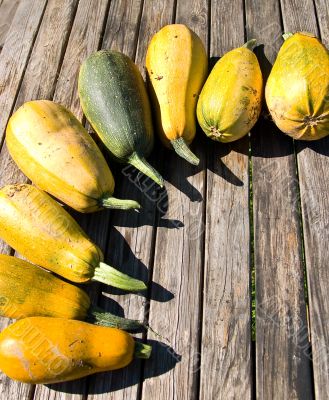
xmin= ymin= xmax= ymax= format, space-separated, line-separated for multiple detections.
xmin=78 ymin=50 xmax=163 ymax=187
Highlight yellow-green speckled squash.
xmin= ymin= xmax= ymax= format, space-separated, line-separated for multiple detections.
xmin=197 ymin=40 xmax=263 ymax=142
xmin=266 ymin=32 xmax=329 ymax=140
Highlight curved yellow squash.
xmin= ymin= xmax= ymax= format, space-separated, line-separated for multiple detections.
xmin=146 ymin=24 xmax=208 ymax=165
xmin=6 ymin=100 xmax=140 ymax=212
xmin=0 ymin=254 xmax=89 ymax=320
xmin=197 ymin=40 xmax=263 ymax=142
xmin=0 ymin=254 xmax=145 ymax=330
xmin=0 ymin=318 xmax=151 ymax=384
xmin=266 ymin=32 xmax=329 ymax=140
xmin=0 ymin=184 xmax=146 ymax=291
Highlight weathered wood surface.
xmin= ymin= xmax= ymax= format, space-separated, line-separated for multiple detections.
xmin=280 ymin=0 xmax=329 ymax=398
xmin=141 ymin=1 xmax=208 ymax=399
xmin=0 ymin=0 xmax=20 ymax=50
xmin=1 ymin=0 xmax=329 ymax=399
xmin=199 ymin=0 xmax=252 ymax=399
xmin=246 ymin=1 xmax=313 ymax=399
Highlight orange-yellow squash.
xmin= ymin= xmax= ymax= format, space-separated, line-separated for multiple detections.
xmin=266 ymin=32 xmax=329 ymax=140
xmin=0 ymin=317 xmax=151 ymax=384
xmin=197 ymin=40 xmax=263 ymax=142
xmin=0 ymin=184 xmax=146 ymax=291
xmin=0 ymin=254 xmax=144 ymax=331
xmin=6 ymin=100 xmax=140 ymax=212
xmin=146 ymin=24 xmax=208 ymax=165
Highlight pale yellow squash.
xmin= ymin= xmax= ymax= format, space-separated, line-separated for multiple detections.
xmin=266 ymin=32 xmax=329 ymax=140
xmin=6 ymin=100 xmax=139 ymax=212
xmin=146 ymin=24 xmax=208 ymax=165
xmin=197 ymin=40 xmax=263 ymax=142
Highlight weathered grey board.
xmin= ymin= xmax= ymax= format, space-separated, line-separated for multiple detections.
xmin=246 ymin=0 xmax=313 ymax=398
xmin=0 ymin=0 xmax=47 ymax=147
xmin=141 ymin=1 xmax=208 ymax=399
xmin=1 ymin=0 xmax=329 ymax=399
xmin=86 ymin=1 xmax=150 ymax=399
xmin=0 ymin=0 xmax=20 ymax=50
xmin=280 ymin=0 xmax=329 ymax=398
xmin=0 ymin=0 xmax=79 ymax=399
xmin=198 ymin=1 xmax=252 ymax=399
xmin=31 ymin=0 xmax=111 ymax=399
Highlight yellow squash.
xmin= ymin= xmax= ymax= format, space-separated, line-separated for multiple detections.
xmin=0 ymin=317 xmax=151 ymax=384
xmin=266 ymin=32 xmax=329 ymax=140
xmin=146 ymin=24 xmax=208 ymax=165
xmin=0 ymin=184 xmax=146 ymax=291
xmin=0 ymin=254 xmax=144 ymax=331
xmin=197 ymin=40 xmax=263 ymax=142
xmin=6 ymin=100 xmax=140 ymax=212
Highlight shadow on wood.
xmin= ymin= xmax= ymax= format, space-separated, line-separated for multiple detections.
xmin=100 ymin=227 xmax=174 ymax=303
xmin=46 ymin=339 xmax=181 ymax=395
xmin=296 ymin=135 xmax=329 ymax=157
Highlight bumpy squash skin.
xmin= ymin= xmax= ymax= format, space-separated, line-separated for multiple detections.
xmin=6 ymin=100 xmax=129 ymax=213
xmin=78 ymin=51 xmax=163 ymax=186
xmin=197 ymin=42 xmax=263 ymax=143
xmin=0 ymin=184 xmax=102 ymax=283
xmin=265 ymin=32 xmax=329 ymax=140
xmin=0 ymin=318 xmax=135 ymax=384
xmin=0 ymin=255 xmax=90 ymax=320
xmin=146 ymin=24 xmax=208 ymax=163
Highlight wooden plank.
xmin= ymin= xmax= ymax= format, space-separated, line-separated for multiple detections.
xmin=0 ymin=0 xmax=20 ymax=50
xmin=280 ymin=0 xmax=329 ymax=397
xmin=314 ymin=0 xmax=329 ymax=47
xmin=198 ymin=1 xmax=252 ymax=399
xmin=53 ymin=0 xmax=110 ymax=117
xmin=0 ymin=0 xmax=48 ymax=148
xmin=0 ymin=1 xmax=79 ymax=399
xmin=140 ymin=1 xmax=208 ymax=400
xmin=29 ymin=1 xmax=111 ymax=400
xmin=85 ymin=2 xmax=164 ymax=399
xmin=246 ymin=0 xmax=313 ymax=398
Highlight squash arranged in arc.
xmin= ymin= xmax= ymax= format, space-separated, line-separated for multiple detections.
xmin=6 ymin=100 xmax=140 ymax=213
xmin=0 ymin=254 xmax=144 ymax=331
xmin=266 ymin=32 xmax=329 ymax=140
xmin=0 ymin=317 xmax=151 ymax=384
xmin=78 ymin=50 xmax=164 ymax=187
xmin=146 ymin=24 xmax=208 ymax=165
xmin=0 ymin=184 xmax=146 ymax=291
xmin=197 ymin=39 xmax=263 ymax=143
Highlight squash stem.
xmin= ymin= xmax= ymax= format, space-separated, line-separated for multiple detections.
xmin=282 ymin=32 xmax=294 ymax=40
xmin=128 ymin=152 xmax=164 ymax=187
xmin=93 ymin=262 xmax=147 ymax=291
xmin=134 ymin=342 xmax=152 ymax=359
xmin=171 ymin=138 xmax=200 ymax=166
xmin=101 ymin=196 xmax=140 ymax=210
xmin=243 ymin=39 xmax=257 ymax=51
xmin=88 ymin=306 xmax=145 ymax=331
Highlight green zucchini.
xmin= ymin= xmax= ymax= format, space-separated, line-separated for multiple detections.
xmin=78 ymin=50 xmax=163 ymax=187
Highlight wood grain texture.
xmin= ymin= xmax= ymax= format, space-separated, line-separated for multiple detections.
xmin=85 ymin=2 xmax=152 ymax=399
xmin=0 ymin=1 xmax=79 ymax=399
xmin=30 ymin=1 xmax=110 ymax=399
xmin=280 ymin=0 xmax=329 ymax=397
xmin=0 ymin=0 xmax=326 ymax=398
xmin=198 ymin=1 xmax=252 ymax=399
xmin=53 ymin=0 xmax=109 ymax=117
xmin=0 ymin=0 xmax=20 ymax=50
xmin=141 ymin=1 xmax=208 ymax=399
xmin=0 ymin=0 xmax=47 ymax=148
xmin=0 ymin=0 xmax=79 ymax=249
xmin=314 ymin=0 xmax=329 ymax=47
xmin=246 ymin=0 xmax=313 ymax=398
